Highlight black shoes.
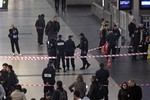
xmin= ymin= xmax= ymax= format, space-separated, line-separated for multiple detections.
xmin=80 ymin=67 xmax=85 ymax=70
xmin=86 ymin=63 xmax=90 ymax=69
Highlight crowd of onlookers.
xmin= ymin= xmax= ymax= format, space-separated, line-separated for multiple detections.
xmin=0 ymin=62 xmax=143 ymax=100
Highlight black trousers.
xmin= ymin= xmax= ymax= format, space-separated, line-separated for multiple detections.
xmin=55 ymin=0 xmax=60 ymax=10
xmin=132 ymin=44 xmax=138 ymax=60
xmin=141 ymin=43 xmax=149 ymax=59
xmin=107 ymin=44 xmax=116 ymax=60
xmin=37 ymin=29 xmax=44 ymax=44
xmin=61 ymin=0 xmax=66 ymax=10
xmin=57 ymin=53 xmax=65 ymax=70
xmin=81 ymin=50 xmax=89 ymax=68
xmin=10 ymin=39 xmax=20 ymax=54
xmin=66 ymin=51 xmax=75 ymax=69
xmin=44 ymin=86 xmax=54 ymax=96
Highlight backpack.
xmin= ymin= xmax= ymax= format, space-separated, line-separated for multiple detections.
xmin=57 ymin=89 xmax=67 ymax=100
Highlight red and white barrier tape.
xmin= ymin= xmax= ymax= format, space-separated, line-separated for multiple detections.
xmin=0 ymin=52 xmax=148 ymax=60
xmin=19 ymin=83 xmax=150 ymax=87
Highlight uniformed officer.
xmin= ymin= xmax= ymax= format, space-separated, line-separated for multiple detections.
xmin=47 ymin=37 xmax=57 ymax=69
xmin=56 ymin=35 xmax=66 ymax=72
xmin=42 ymin=61 xmax=56 ymax=98
xmin=65 ymin=35 xmax=76 ymax=70
xmin=77 ymin=33 xmax=90 ymax=70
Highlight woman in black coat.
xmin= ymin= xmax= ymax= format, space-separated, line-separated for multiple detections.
xmin=118 ymin=82 xmax=129 ymax=100
xmin=8 ymin=24 xmax=21 ymax=56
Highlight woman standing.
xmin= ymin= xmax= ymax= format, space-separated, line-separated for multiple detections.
xmin=118 ymin=82 xmax=129 ymax=100
xmin=8 ymin=24 xmax=21 ymax=56
xmin=68 ymin=74 xmax=86 ymax=99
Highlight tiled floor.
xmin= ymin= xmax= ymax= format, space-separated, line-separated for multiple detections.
xmin=0 ymin=0 xmax=150 ymax=100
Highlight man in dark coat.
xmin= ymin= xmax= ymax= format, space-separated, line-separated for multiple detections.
xmin=45 ymin=16 xmax=60 ymax=40
xmin=35 ymin=14 xmax=45 ymax=45
xmin=128 ymin=19 xmax=137 ymax=39
xmin=56 ymin=35 xmax=66 ymax=72
xmin=77 ymin=33 xmax=90 ymax=70
xmin=42 ymin=61 xmax=56 ymax=97
xmin=65 ymin=35 xmax=76 ymax=70
xmin=128 ymin=80 xmax=142 ymax=100
xmin=95 ymin=63 xmax=109 ymax=100
xmin=51 ymin=80 xmax=68 ymax=100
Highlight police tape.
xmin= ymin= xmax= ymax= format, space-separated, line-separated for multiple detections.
xmin=0 ymin=52 xmax=148 ymax=60
xmin=75 ymin=45 xmax=142 ymax=55
xmin=19 ymin=83 xmax=150 ymax=87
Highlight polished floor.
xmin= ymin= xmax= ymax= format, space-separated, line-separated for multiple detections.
xmin=0 ymin=0 xmax=150 ymax=100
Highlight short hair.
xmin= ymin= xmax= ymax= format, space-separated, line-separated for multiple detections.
xmin=100 ymin=63 xmax=104 ymax=68
xmin=2 ymin=63 xmax=8 ymax=67
xmin=57 ymin=80 xmax=63 ymax=88
xmin=7 ymin=65 xmax=13 ymax=71
xmin=74 ymin=90 xmax=80 ymax=98
xmin=15 ymin=84 xmax=22 ymax=91
xmin=31 ymin=98 xmax=36 ymax=100
xmin=22 ymin=88 xmax=27 ymax=94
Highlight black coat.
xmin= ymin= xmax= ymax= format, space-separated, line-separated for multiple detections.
xmin=47 ymin=38 xmax=57 ymax=56
xmin=106 ymin=33 xmax=117 ymax=46
xmin=95 ymin=68 xmax=109 ymax=85
xmin=128 ymin=85 xmax=142 ymax=100
xmin=118 ymin=88 xmax=129 ymax=100
xmin=65 ymin=39 xmax=76 ymax=52
xmin=51 ymin=87 xmax=68 ymax=100
xmin=8 ymin=28 xmax=19 ymax=40
xmin=56 ymin=39 xmax=65 ymax=54
xmin=42 ymin=66 xmax=56 ymax=85
xmin=128 ymin=22 xmax=136 ymax=37
xmin=77 ymin=37 xmax=88 ymax=51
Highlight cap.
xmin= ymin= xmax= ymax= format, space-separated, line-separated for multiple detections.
xmin=58 ymin=35 xmax=62 ymax=38
xmin=79 ymin=33 xmax=84 ymax=36
xmin=68 ymin=35 xmax=73 ymax=38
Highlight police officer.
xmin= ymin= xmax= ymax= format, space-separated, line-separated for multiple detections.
xmin=42 ymin=61 xmax=56 ymax=98
xmin=95 ymin=63 xmax=109 ymax=100
xmin=77 ymin=33 xmax=90 ymax=70
xmin=65 ymin=35 xmax=76 ymax=70
xmin=47 ymin=37 xmax=57 ymax=69
xmin=56 ymin=35 xmax=66 ymax=72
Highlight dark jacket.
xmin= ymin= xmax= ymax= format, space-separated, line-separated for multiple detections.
xmin=77 ymin=37 xmax=88 ymax=51
xmin=106 ymin=32 xmax=117 ymax=46
xmin=118 ymin=88 xmax=129 ymax=100
xmin=56 ymin=39 xmax=65 ymax=54
xmin=95 ymin=68 xmax=109 ymax=85
xmin=113 ymin=29 xmax=121 ymax=40
xmin=35 ymin=18 xmax=45 ymax=30
xmin=65 ymin=39 xmax=76 ymax=52
xmin=47 ymin=38 xmax=57 ymax=56
xmin=45 ymin=21 xmax=60 ymax=38
xmin=87 ymin=81 xmax=101 ymax=100
xmin=128 ymin=22 xmax=136 ymax=37
xmin=132 ymin=31 xmax=140 ymax=46
xmin=51 ymin=87 xmax=68 ymax=100
xmin=6 ymin=70 xmax=17 ymax=87
xmin=8 ymin=28 xmax=19 ymax=40
xmin=42 ymin=66 xmax=56 ymax=85
xmin=128 ymin=85 xmax=142 ymax=100
xmin=100 ymin=28 xmax=108 ymax=46
xmin=138 ymin=27 xmax=149 ymax=43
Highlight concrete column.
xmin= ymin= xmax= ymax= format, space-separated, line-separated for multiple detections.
xmin=132 ymin=0 xmax=140 ymax=25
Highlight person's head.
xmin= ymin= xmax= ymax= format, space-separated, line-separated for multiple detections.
xmin=2 ymin=63 xmax=8 ymax=71
xmin=128 ymin=80 xmax=136 ymax=87
xmin=41 ymin=14 xmax=45 ymax=19
xmin=45 ymin=92 xmax=51 ymax=99
xmin=90 ymin=76 xmax=97 ymax=83
xmin=113 ymin=24 xmax=117 ymax=30
xmin=120 ymin=82 xmax=128 ymax=89
xmin=139 ymin=23 xmax=144 ymax=29
xmin=56 ymin=80 xmax=63 ymax=88
xmin=68 ymin=35 xmax=73 ymax=39
xmin=100 ymin=63 xmax=104 ymax=68
xmin=40 ymin=97 xmax=44 ymax=100
xmin=132 ymin=19 xmax=136 ymax=23
xmin=47 ymin=60 xmax=54 ymax=68
xmin=79 ymin=33 xmax=84 ymax=38
xmin=53 ymin=16 xmax=57 ymax=21
xmin=74 ymin=90 xmax=80 ymax=100
xmin=76 ymin=74 xmax=84 ymax=82
xmin=11 ymin=24 xmax=15 ymax=29
xmin=15 ymin=84 xmax=22 ymax=91
xmin=58 ymin=35 xmax=62 ymax=39
xmin=38 ymin=15 xmax=41 ymax=19
xmin=6 ymin=65 xmax=13 ymax=73
xmin=22 ymin=88 xmax=27 ymax=94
